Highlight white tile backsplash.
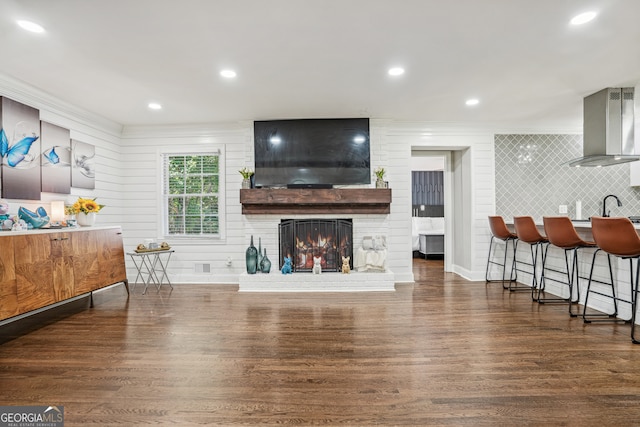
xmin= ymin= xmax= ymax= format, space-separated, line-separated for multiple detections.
xmin=495 ymin=134 xmax=640 ymax=221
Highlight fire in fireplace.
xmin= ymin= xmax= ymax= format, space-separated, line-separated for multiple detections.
xmin=279 ymin=219 xmax=353 ymax=272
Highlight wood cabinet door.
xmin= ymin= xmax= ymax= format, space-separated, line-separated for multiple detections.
xmin=50 ymin=232 xmax=75 ymax=302
xmin=15 ymin=234 xmax=55 ymax=313
xmin=73 ymin=227 xmax=126 ymax=293
xmin=72 ymin=229 xmax=101 ymax=294
xmin=0 ymin=235 xmax=19 ymax=320
xmin=97 ymin=227 xmax=127 ymax=287
xmin=15 ymin=233 xmax=75 ymax=312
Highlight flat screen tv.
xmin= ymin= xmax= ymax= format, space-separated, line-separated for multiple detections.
xmin=253 ymin=118 xmax=370 ymax=188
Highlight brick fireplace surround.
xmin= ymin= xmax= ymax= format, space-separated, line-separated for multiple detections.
xmin=279 ymin=218 xmax=353 ymax=273
xmin=238 ymin=188 xmax=394 ymax=292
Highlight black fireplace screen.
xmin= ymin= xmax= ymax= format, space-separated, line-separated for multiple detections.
xmin=279 ymin=219 xmax=353 ymax=272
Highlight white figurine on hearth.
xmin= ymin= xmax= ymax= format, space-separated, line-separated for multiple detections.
xmin=341 ymin=256 xmax=351 ymax=274
xmin=312 ymin=256 xmax=322 ymax=274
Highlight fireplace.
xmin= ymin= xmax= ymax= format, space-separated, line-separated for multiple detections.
xmin=279 ymin=219 xmax=353 ymax=272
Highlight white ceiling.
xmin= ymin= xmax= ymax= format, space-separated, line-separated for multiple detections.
xmin=1 ymin=0 xmax=639 ymax=129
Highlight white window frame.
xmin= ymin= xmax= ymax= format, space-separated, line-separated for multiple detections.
xmin=159 ymin=146 xmax=225 ymax=242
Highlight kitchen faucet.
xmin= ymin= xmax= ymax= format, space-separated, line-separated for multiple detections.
xmin=602 ymin=194 xmax=622 ymax=217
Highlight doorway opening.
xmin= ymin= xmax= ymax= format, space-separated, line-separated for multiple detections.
xmin=411 ymin=155 xmax=445 ymax=261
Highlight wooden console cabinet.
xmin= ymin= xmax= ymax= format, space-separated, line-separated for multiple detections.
xmin=0 ymin=226 xmax=128 ymax=322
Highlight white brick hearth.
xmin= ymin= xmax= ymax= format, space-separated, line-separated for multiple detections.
xmin=238 ymin=270 xmax=395 ymax=292
xmin=242 ymin=213 xmax=394 ymax=291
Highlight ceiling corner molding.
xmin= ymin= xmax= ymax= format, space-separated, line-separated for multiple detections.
xmin=0 ymin=72 xmax=123 ymax=138
xmin=121 ymin=121 xmax=252 ymax=139
xmin=382 ymin=120 xmax=582 ymax=137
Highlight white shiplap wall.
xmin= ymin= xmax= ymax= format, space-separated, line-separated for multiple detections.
xmin=120 ymin=120 xmax=415 ymax=285
xmin=387 ymin=125 xmax=496 ymax=282
xmin=120 ymin=124 xmax=251 ymax=284
xmin=119 ymin=121 xmax=500 ymax=286
xmin=381 ymin=126 xmax=414 ymax=283
xmin=2 ymin=72 xmax=500 ymax=286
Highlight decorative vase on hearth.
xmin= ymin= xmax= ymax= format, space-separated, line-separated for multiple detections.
xmin=261 ymin=249 xmax=271 ymax=273
xmin=246 ymin=235 xmax=258 ymax=274
xmin=257 ymin=237 xmax=263 ymax=271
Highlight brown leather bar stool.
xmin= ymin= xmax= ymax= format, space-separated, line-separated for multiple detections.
xmin=542 ymin=216 xmax=597 ymax=317
xmin=584 ymin=217 xmax=640 ymax=344
xmin=513 ymin=216 xmax=549 ymax=297
xmin=486 ymin=216 xmax=518 ymax=289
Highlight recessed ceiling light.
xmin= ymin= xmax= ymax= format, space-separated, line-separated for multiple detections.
xmin=465 ymin=98 xmax=480 ymax=106
xmin=17 ymin=20 xmax=45 ymax=33
xmin=388 ymin=67 xmax=405 ymax=76
xmin=570 ymin=11 xmax=597 ymax=25
xmin=220 ymin=70 xmax=237 ymax=78
xmin=148 ymin=102 xmax=162 ymax=110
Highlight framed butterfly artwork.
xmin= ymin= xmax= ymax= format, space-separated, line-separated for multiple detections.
xmin=71 ymin=139 xmax=95 ymax=189
xmin=0 ymin=97 xmax=41 ymax=200
xmin=41 ymin=121 xmax=71 ymax=194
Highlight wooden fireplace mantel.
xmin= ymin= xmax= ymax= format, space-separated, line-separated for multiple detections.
xmin=240 ymin=188 xmax=392 ymax=214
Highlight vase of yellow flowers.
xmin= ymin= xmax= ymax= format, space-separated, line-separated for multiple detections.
xmin=374 ymin=167 xmax=386 ymax=188
xmin=71 ymin=197 xmax=104 ymax=227
xmin=239 ymin=167 xmax=254 ymax=189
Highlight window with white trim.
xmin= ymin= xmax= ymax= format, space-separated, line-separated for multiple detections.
xmin=162 ymin=151 xmax=221 ymax=237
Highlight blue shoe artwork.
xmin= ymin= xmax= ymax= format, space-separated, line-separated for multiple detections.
xmin=18 ymin=206 xmax=49 ymax=229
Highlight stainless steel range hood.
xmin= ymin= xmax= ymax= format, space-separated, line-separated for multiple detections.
xmin=567 ymin=87 xmax=637 ymax=167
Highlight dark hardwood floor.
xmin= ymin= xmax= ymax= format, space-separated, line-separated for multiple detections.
xmin=2 ymin=258 xmax=640 ymax=426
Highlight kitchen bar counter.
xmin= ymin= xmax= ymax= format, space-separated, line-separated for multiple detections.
xmin=569 ymin=220 xmax=640 ymax=242
xmin=501 ymin=218 xmax=637 ymax=323
xmin=505 ymin=219 xmax=640 ymax=233
xmin=571 ymin=219 xmax=640 ymax=230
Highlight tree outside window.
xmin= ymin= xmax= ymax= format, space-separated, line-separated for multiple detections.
xmin=163 ymin=153 xmax=220 ymax=236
